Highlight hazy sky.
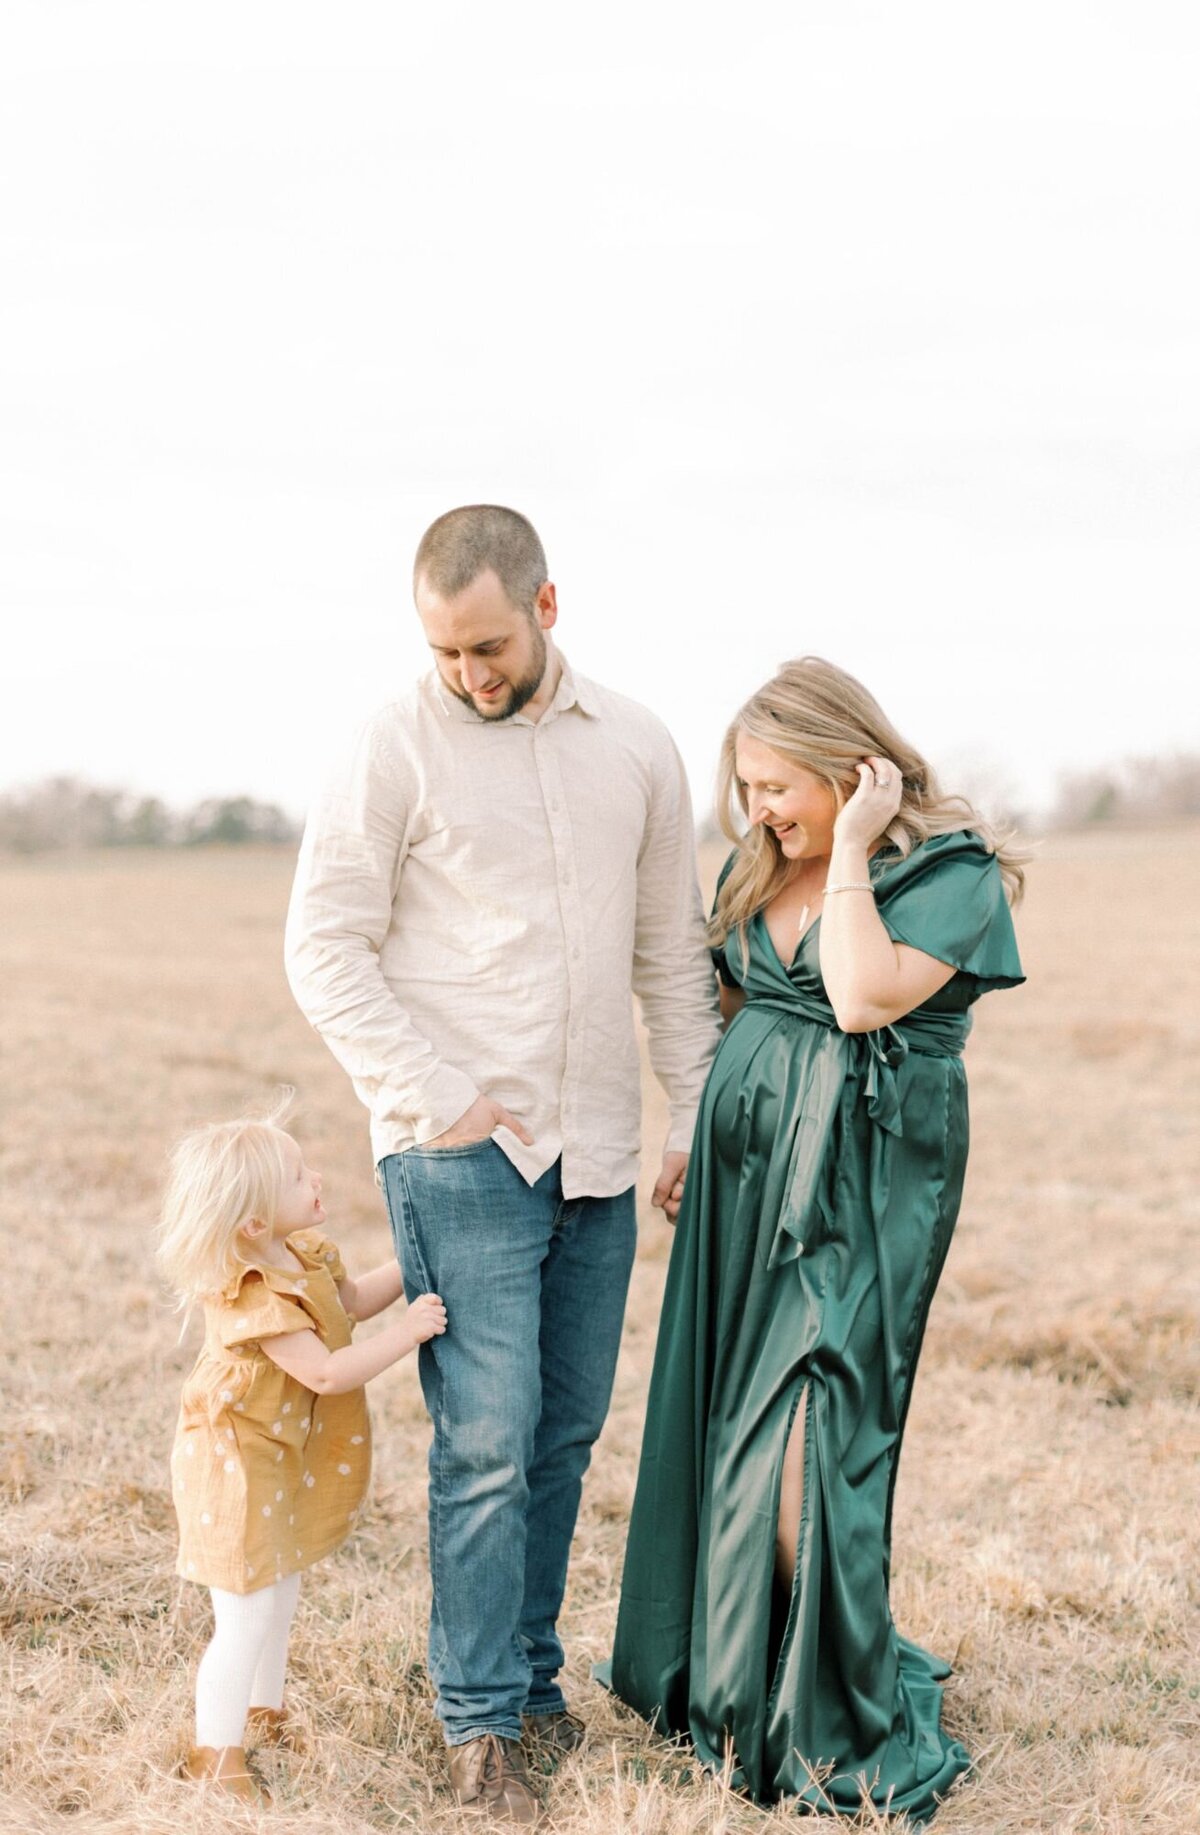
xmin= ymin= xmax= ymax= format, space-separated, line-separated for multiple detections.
xmin=3 ymin=2 xmax=1196 ymax=822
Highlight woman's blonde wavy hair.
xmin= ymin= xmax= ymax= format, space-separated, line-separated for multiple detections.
xmin=156 ymin=1089 xmax=297 ymax=1311
xmin=710 ymin=657 xmax=1026 ymax=953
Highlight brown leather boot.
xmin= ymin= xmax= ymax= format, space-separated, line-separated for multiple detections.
xmin=447 ymin=1733 xmax=545 ymax=1824
xmin=245 ymin=1705 xmax=307 ymax=1754
xmin=523 ymin=1709 xmax=586 ymax=1759
xmin=180 ymin=1744 xmax=272 ymax=1808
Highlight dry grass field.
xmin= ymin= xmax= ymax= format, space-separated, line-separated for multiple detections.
xmin=2 ymin=828 xmax=1198 ymax=1835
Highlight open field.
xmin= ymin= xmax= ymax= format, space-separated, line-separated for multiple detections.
xmin=1 ymin=828 xmax=1198 ymax=1834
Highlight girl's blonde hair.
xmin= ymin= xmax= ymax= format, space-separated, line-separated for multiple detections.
xmin=156 ymin=1089 xmax=296 ymax=1309
xmin=711 ymin=657 xmax=1026 ymax=952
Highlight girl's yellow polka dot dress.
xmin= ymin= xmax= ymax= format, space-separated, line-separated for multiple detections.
xmin=170 ymin=1232 xmax=370 ymax=1593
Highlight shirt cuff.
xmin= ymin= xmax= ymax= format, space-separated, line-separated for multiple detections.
xmin=665 ymin=1110 xmax=700 ymax=1157
xmin=406 ymin=1068 xmax=482 ymax=1145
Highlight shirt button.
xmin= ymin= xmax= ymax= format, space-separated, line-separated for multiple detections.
xmin=571 ymin=948 xmax=581 ymax=961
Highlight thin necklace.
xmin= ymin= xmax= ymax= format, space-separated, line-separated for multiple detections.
xmin=797 ymin=885 xmax=827 ymax=936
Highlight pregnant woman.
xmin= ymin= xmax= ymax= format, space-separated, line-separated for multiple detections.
xmin=605 ymin=657 xmax=1025 ymax=1824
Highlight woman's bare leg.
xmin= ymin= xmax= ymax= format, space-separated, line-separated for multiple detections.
xmin=775 ymin=1386 xmax=808 ymax=1593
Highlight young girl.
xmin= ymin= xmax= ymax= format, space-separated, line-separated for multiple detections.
xmin=158 ymin=1094 xmax=446 ymax=1808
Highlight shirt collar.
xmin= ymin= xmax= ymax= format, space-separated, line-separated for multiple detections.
xmin=428 ymin=651 xmax=601 ymax=726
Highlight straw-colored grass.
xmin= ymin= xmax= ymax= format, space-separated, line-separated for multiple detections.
xmin=1 ymin=827 xmax=1197 ymax=1833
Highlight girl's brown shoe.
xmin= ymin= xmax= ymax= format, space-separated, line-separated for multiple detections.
xmin=245 ymin=1705 xmax=308 ymax=1754
xmin=180 ymin=1744 xmax=272 ymax=1808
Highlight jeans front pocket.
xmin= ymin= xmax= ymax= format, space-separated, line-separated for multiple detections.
xmin=404 ymin=1136 xmax=498 ymax=1160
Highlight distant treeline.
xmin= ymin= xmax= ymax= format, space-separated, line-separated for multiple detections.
xmin=3 ymin=755 xmax=1198 ymax=854
xmin=1049 ymin=753 xmax=1200 ymax=827
xmin=0 ymin=777 xmax=300 ymax=853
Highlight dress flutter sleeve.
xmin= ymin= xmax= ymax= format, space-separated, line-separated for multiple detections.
xmin=711 ymin=943 xmax=742 ymax=989
xmin=709 ymin=849 xmax=744 ymax=989
xmin=875 ymin=831 xmax=1025 ymax=993
xmin=290 ymin=1230 xmax=348 ymax=1285
xmin=217 ymin=1275 xmax=314 ymax=1353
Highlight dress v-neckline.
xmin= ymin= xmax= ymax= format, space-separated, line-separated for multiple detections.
xmin=756 ymin=906 xmax=820 ymax=974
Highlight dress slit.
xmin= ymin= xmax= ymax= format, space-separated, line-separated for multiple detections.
xmin=766 ymin=1379 xmax=814 ymax=1719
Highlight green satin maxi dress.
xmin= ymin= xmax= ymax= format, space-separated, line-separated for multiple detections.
xmin=605 ymin=832 xmax=1024 ymax=1823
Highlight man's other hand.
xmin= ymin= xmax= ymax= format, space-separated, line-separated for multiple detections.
xmin=652 ymin=1151 xmax=689 ymax=1223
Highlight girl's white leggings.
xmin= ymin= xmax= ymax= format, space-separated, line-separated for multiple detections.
xmin=195 ymin=1572 xmax=301 ymax=1748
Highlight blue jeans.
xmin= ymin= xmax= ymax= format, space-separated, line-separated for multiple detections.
xmin=379 ymin=1143 xmax=637 ymax=1746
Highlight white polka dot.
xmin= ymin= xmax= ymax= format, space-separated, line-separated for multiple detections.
xmin=337 ymin=1463 xmax=351 ymax=1476
xmin=246 ymin=1566 xmax=255 ymax=1579
xmin=200 ymin=1512 xmax=212 ymax=1526
xmin=304 ymin=1474 xmax=315 ymax=1488
xmin=296 ymin=1546 xmax=302 ymax=1557
xmin=234 ymin=1402 xmax=246 ymax=1413
xmin=299 ymin=1418 xmax=310 ymax=1431
xmin=276 ymin=1450 xmax=284 ymax=1463
xmin=350 ymin=1435 xmax=364 ymax=1445
xmin=262 ymin=1504 xmax=272 ymax=1517
xmin=289 ymin=1515 xmax=295 ymax=1526
xmin=315 ymin=1422 xmax=323 ymax=1434
xmin=272 ymin=1421 xmax=282 ymax=1435
xmin=325 ymin=1250 xmax=335 ymax=1262
xmin=183 ymin=1442 xmax=195 ymax=1457
xmin=219 ymin=1389 xmax=233 ymax=1404
xmin=275 ymin=1490 xmax=283 ymax=1502
xmin=282 ymin=1402 xmax=292 ymax=1415
xmin=294 ymin=1278 xmax=307 ymax=1291
xmin=224 ymin=1459 xmax=236 ymax=1473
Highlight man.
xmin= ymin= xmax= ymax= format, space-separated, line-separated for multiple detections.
xmin=285 ymin=505 xmax=720 ymax=1825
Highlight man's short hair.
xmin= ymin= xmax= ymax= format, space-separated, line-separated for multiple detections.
xmin=414 ymin=505 xmax=548 ymax=615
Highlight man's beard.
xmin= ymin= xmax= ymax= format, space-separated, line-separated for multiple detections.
xmin=448 ymin=624 xmax=547 ymax=722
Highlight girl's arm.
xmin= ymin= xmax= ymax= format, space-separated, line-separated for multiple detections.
xmin=337 ymin=1259 xmax=404 ymax=1322
xmin=261 ymin=1293 xmax=446 ymax=1396
xmin=819 ymin=759 xmax=956 ymax=1033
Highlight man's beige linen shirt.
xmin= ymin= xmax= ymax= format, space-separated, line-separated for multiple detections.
xmin=285 ymin=658 xmax=721 ymax=1198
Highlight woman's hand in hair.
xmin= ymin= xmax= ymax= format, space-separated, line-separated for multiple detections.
xmin=833 ymin=756 xmax=904 ymax=850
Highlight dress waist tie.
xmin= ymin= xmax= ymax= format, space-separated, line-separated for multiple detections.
xmin=744 ymin=992 xmax=970 ymax=1432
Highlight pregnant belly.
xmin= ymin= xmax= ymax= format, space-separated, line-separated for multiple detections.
xmin=706 ymin=1011 xmax=815 ymax=1170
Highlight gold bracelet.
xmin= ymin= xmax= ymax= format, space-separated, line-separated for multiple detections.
xmin=824 ymin=881 xmax=874 ymax=894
